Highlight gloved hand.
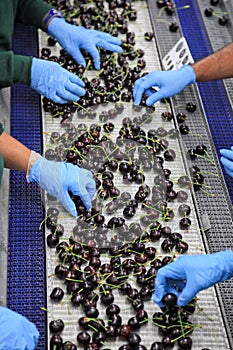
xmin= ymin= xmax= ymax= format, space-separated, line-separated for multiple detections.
xmin=220 ymin=147 xmax=233 ymax=177
xmin=153 ymin=249 xmax=233 ymax=307
xmin=30 ymin=57 xmax=85 ymax=104
xmin=48 ymin=18 xmax=122 ymax=70
xmin=0 ymin=306 xmax=39 ymax=350
xmin=30 ymin=157 xmax=96 ymax=216
xmin=133 ymin=64 xmax=196 ymax=106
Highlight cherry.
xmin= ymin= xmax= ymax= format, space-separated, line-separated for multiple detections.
xmin=144 ymin=32 xmax=154 ymax=41
xmin=169 ymin=22 xmax=179 ymax=32
xmin=119 ymin=324 xmax=133 ymax=339
xmin=63 ymin=341 xmax=77 ymax=350
xmin=128 ymin=333 xmax=141 ymax=346
xmin=179 ymin=217 xmax=192 ymax=229
xmin=150 ymin=342 xmax=164 ymax=350
xmin=47 ymin=233 xmax=59 ymax=248
xmin=176 ymin=240 xmax=189 ymax=254
xmin=204 ymin=7 xmax=213 ymax=16
xmin=178 ymin=336 xmax=193 ymax=349
xmin=50 ymin=287 xmax=64 ymax=301
xmin=92 ymin=331 xmax=106 ymax=346
xmin=186 ymin=101 xmax=197 ymax=112
xmin=178 ymin=204 xmax=191 ymax=216
xmin=50 ymin=334 xmax=63 ymax=349
xmin=162 ymin=292 xmax=177 ymax=307
xmin=49 ymin=319 xmax=64 ymax=333
xmin=219 ymin=16 xmax=228 ymax=25
xmin=77 ymin=331 xmax=91 ymax=345
xmin=210 ymin=0 xmax=219 ymax=4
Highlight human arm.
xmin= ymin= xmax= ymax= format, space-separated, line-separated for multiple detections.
xmin=0 ymin=130 xmax=96 ymax=216
xmin=153 ymin=249 xmax=233 ymax=307
xmin=133 ymin=42 xmax=233 ymax=106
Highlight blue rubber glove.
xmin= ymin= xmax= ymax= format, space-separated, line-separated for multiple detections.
xmin=30 ymin=157 xmax=96 ymax=216
xmin=133 ymin=65 xmax=196 ymax=106
xmin=153 ymin=249 xmax=233 ymax=307
xmin=220 ymin=147 xmax=233 ymax=177
xmin=30 ymin=58 xmax=85 ymax=104
xmin=48 ymin=18 xmax=122 ymax=70
xmin=0 ymin=306 xmax=39 ymax=350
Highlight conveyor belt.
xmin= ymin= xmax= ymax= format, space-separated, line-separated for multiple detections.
xmin=148 ymin=0 xmax=233 ymax=345
xmin=7 ymin=2 xmax=233 ymax=350
xmin=8 ymin=23 xmax=46 ymax=350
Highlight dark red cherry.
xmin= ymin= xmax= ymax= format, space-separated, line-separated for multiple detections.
xmin=219 ymin=15 xmax=228 ymax=25
xmin=169 ymin=22 xmax=179 ymax=32
xmin=77 ymin=331 xmax=91 ymax=345
xmin=186 ymin=101 xmax=197 ymax=112
xmin=50 ymin=334 xmax=63 ymax=349
xmin=178 ymin=336 xmax=193 ymax=349
xmin=63 ymin=341 xmax=77 ymax=350
xmin=49 ymin=319 xmax=64 ymax=333
xmin=119 ymin=324 xmax=133 ymax=339
xmin=50 ymin=287 xmax=64 ymax=301
xmin=162 ymin=292 xmax=177 ymax=307
xmin=144 ymin=32 xmax=154 ymax=41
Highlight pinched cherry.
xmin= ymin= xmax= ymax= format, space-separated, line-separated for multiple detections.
xmin=162 ymin=292 xmax=177 ymax=307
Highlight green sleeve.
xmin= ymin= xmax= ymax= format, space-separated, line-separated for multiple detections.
xmin=0 ymin=123 xmax=4 ymax=135
xmin=16 ymin=0 xmax=53 ymax=29
xmin=0 ymin=52 xmax=32 ymax=88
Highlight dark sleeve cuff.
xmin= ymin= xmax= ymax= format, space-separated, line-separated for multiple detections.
xmin=13 ymin=55 xmax=32 ymax=86
xmin=42 ymin=8 xmax=63 ymax=32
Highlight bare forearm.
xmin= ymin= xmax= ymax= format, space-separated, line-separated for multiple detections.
xmin=0 ymin=131 xmax=30 ymax=172
xmin=192 ymin=42 xmax=233 ymax=82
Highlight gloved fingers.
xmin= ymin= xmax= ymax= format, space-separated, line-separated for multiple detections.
xmin=48 ymin=93 xmax=69 ymax=105
xmin=58 ymin=191 xmax=78 ymax=217
xmin=56 ymin=82 xmax=85 ymax=102
xmin=69 ymin=74 xmax=85 ymax=87
xmin=220 ymin=149 xmax=233 ymax=161
xmin=146 ymin=89 xmax=167 ymax=106
xmin=96 ymin=31 xmax=122 ymax=46
xmin=220 ymin=156 xmax=233 ymax=172
xmin=96 ymin=39 xmax=123 ymax=53
xmin=71 ymin=49 xmax=87 ymax=68
xmin=133 ymin=74 xmax=157 ymax=104
xmin=81 ymin=45 xmax=101 ymax=70
xmin=74 ymin=186 xmax=92 ymax=210
xmin=144 ymin=87 xmax=157 ymax=97
xmin=177 ymin=279 xmax=199 ymax=306
xmin=86 ymin=179 xmax=96 ymax=201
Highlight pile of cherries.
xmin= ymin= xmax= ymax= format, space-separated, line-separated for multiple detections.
xmin=42 ymin=0 xmax=211 ymax=349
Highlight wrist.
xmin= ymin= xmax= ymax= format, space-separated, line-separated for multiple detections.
xmin=27 ymin=151 xmax=41 ymax=183
xmin=180 ymin=64 xmax=196 ymax=84
xmin=42 ymin=8 xmax=63 ymax=32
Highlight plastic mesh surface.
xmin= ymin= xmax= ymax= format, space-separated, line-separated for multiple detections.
xmin=147 ymin=0 xmax=233 ymax=344
xmin=7 ymin=23 xmax=46 ymax=350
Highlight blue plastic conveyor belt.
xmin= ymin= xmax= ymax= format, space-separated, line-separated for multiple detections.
xmin=7 ymin=23 xmax=46 ymax=349
xmin=174 ymin=0 xmax=233 ymax=202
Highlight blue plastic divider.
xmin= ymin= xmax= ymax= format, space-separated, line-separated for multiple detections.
xmin=7 ymin=23 xmax=46 ymax=349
